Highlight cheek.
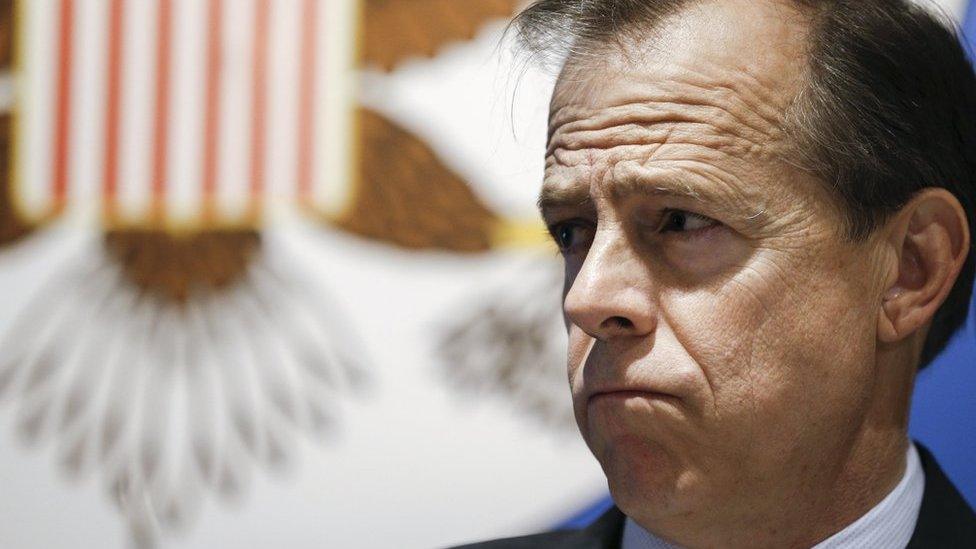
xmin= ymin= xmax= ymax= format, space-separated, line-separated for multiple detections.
xmin=566 ymin=327 xmax=602 ymax=453
xmin=566 ymin=327 xmax=589 ymax=375
xmin=566 ymin=325 xmax=595 ymax=408
xmin=563 ymin=264 xmax=589 ymax=381
xmin=663 ymin=250 xmax=879 ymax=431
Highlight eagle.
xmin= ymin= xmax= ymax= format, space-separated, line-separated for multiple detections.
xmin=0 ymin=1 xmax=573 ymax=547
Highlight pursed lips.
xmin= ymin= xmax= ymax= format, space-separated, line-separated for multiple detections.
xmin=586 ymin=388 xmax=680 ymax=406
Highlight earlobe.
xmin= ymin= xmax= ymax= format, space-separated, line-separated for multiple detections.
xmin=877 ymin=210 xmax=913 ymax=344
xmin=878 ymin=282 xmax=904 ymax=342
xmin=878 ymin=253 xmax=914 ymax=344
xmin=877 ymin=189 xmax=970 ymax=345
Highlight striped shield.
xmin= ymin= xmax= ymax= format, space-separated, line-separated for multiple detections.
xmin=11 ymin=0 xmax=358 ymax=230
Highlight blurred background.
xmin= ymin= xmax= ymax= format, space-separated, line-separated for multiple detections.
xmin=0 ymin=0 xmax=971 ymax=547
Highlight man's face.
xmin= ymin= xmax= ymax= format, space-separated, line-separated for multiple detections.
xmin=541 ymin=0 xmax=892 ymax=524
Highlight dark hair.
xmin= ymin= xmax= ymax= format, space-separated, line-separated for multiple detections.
xmin=514 ymin=0 xmax=976 ymax=368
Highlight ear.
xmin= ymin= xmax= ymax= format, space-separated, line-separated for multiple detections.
xmin=877 ymin=189 xmax=971 ymax=344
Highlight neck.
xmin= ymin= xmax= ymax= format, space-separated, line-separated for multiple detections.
xmin=660 ymin=434 xmax=909 ymax=549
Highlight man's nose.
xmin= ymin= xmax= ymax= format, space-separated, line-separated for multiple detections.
xmin=563 ymin=233 xmax=657 ymax=341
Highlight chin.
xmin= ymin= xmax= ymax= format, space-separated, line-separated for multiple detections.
xmin=597 ymin=435 xmax=693 ymax=519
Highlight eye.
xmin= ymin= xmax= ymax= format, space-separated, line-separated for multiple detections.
xmin=548 ymin=220 xmax=593 ymax=252
xmin=658 ymin=210 xmax=719 ymax=234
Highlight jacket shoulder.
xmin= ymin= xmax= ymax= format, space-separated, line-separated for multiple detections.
xmin=450 ymin=506 xmax=626 ymax=549
xmin=451 ymin=529 xmax=590 ymax=549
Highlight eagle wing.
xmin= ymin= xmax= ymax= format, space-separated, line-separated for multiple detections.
xmin=334 ymin=108 xmax=500 ymax=253
xmin=0 ymin=2 xmax=31 ymax=247
xmin=362 ymin=0 xmax=521 ymax=70
xmin=0 ymin=114 xmax=31 ymax=246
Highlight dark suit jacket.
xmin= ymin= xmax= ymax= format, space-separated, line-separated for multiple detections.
xmin=454 ymin=445 xmax=976 ymax=548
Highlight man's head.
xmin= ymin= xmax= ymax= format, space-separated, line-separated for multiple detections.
xmin=521 ymin=0 xmax=974 ymax=546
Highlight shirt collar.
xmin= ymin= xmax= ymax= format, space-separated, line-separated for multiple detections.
xmin=622 ymin=443 xmax=926 ymax=549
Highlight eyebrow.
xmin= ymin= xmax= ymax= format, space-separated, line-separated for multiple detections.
xmin=537 ymin=174 xmax=767 ymax=224
xmin=537 ymin=185 xmax=592 ymax=214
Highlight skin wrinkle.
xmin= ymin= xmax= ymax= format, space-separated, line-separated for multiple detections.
xmin=548 ymin=100 xmax=762 ymax=146
xmin=667 ymin=310 xmax=722 ymax=420
xmin=617 ymin=162 xmax=767 ymax=218
xmin=542 ymin=68 xmax=793 ymax=232
xmin=549 ymin=116 xmax=765 ymax=163
xmin=543 ymin=152 xmax=774 ymax=237
xmin=554 ymin=38 xmax=797 ymax=134
xmin=548 ymin=94 xmax=777 ymax=155
xmin=696 ymin=255 xmax=792 ymax=414
xmin=544 ymin=95 xmax=776 ymax=196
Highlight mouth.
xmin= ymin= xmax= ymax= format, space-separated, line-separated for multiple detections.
xmin=587 ymin=389 xmax=679 ymax=406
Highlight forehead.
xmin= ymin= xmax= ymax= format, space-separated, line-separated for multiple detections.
xmin=551 ymin=0 xmax=810 ymax=114
xmin=543 ymin=0 xmax=815 ymax=212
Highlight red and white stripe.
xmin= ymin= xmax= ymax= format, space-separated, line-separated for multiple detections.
xmin=13 ymin=0 xmax=358 ymax=228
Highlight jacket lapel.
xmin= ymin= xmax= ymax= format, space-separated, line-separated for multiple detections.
xmin=906 ymin=443 xmax=976 ymax=548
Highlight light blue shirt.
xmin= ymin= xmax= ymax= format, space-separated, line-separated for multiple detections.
xmin=622 ymin=443 xmax=925 ymax=549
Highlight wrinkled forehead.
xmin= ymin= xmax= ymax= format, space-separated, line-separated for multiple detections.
xmin=548 ymin=0 xmax=812 ymax=130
